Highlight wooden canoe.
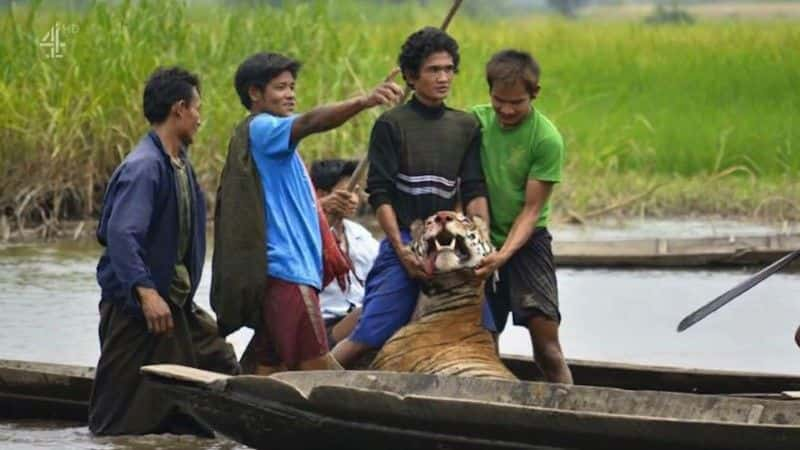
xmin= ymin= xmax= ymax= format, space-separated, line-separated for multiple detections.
xmin=553 ymin=233 xmax=800 ymax=268
xmin=0 ymin=359 xmax=94 ymax=421
xmin=4 ymin=356 xmax=800 ymax=422
xmin=142 ymin=365 xmax=800 ymax=450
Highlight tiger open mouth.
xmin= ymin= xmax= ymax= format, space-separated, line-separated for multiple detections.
xmin=410 ymin=211 xmax=493 ymax=276
xmin=426 ymin=230 xmax=472 ymax=262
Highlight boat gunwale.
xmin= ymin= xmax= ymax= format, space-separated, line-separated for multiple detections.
xmin=504 ymin=355 xmax=800 ymax=380
xmin=6 ymin=355 xmax=798 ymax=384
xmin=0 ymin=359 xmax=95 ymax=378
xmin=307 ymin=383 xmax=800 ymax=429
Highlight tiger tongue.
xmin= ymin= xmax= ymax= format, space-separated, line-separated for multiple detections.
xmin=423 ymin=253 xmax=436 ymax=276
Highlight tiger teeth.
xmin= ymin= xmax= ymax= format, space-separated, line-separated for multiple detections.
xmin=434 ymin=240 xmax=456 ymax=251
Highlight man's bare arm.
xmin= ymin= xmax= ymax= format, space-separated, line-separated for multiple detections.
xmin=291 ymin=77 xmax=402 ymax=144
xmin=375 ymin=203 xmax=427 ymax=279
xmin=498 ymin=179 xmax=553 ymax=258
xmin=475 ymin=179 xmax=553 ymax=278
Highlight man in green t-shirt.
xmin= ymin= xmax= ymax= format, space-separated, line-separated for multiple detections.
xmin=473 ymin=49 xmax=573 ymax=384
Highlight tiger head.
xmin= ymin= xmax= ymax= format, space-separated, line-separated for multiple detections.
xmin=409 ymin=211 xmax=494 ymax=276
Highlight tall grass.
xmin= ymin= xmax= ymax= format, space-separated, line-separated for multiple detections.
xmin=1 ymin=0 xmax=799 ymax=227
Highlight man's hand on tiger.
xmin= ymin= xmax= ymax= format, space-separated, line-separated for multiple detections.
xmin=474 ymin=251 xmax=508 ymax=280
xmin=398 ymin=247 xmax=429 ymax=280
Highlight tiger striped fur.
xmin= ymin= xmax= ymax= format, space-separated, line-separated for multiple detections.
xmin=370 ymin=212 xmax=516 ymax=381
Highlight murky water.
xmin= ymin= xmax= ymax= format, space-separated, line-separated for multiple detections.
xmin=0 ymin=420 xmax=243 ymax=449
xmin=1 ymin=220 xmax=799 ymax=449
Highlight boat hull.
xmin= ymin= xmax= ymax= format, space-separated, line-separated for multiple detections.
xmin=143 ymin=366 xmax=800 ymax=450
xmin=0 ymin=360 xmax=94 ymax=422
xmin=4 ymin=356 xmax=800 ymax=425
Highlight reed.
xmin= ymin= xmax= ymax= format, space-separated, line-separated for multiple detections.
xmin=1 ymin=0 xmax=798 ymax=228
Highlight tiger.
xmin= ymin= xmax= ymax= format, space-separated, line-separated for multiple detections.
xmin=370 ymin=211 xmax=516 ymax=381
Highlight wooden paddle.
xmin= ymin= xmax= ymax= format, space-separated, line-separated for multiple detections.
xmin=344 ymin=0 xmax=464 ymax=193
xmin=344 ymin=67 xmax=401 ymax=192
xmin=677 ymin=249 xmax=800 ymax=332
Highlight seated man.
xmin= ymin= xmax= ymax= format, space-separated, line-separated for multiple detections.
xmin=311 ymin=159 xmax=380 ymax=347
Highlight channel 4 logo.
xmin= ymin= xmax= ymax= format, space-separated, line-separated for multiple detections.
xmin=40 ymin=22 xmax=79 ymax=59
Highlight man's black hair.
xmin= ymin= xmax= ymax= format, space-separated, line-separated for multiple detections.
xmin=486 ymin=49 xmax=541 ymax=96
xmin=142 ymin=66 xmax=200 ymax=125
xmin=234 ymin=52 xmax=301 ymax=109
xmin=397 ymin=26 xmax=460 ymax=89
xmin=310 ymin=159 xmax=358 ymax=192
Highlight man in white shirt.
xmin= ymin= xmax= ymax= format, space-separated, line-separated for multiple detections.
xmin=312 ymin=159 xmax=380 ymax=347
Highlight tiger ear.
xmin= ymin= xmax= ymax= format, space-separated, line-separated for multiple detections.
xmin=471 ymin=216 xmax=490 ymax=241
xmin=410 ymin=219 xmax=425 ymax=241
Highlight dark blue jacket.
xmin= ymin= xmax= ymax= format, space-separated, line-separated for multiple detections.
xmin=96 ymin=131 xmax=206 ymax=316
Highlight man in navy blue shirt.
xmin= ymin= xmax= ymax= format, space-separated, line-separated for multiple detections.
xmin=90 ymin=67 xmax=238 ymax=436
xmin=212 ymin=53 xmax=402 ymax=375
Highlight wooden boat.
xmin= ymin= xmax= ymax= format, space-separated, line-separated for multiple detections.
xmin=504 ymin=355 xmax=800 ymax=395
xmin=0 ymin=359 xmax=94 ymax=421
xmin=142 ymin=364 xmax=800 ymax=450
xmin=553 ymin=233 xmax=800 ymax=268
xmin=4 ymin=355 xmax=800 ymax=423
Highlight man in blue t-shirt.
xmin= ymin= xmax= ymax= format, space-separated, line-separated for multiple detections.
xmin=215 ymin=52 xmax=402 ymax=374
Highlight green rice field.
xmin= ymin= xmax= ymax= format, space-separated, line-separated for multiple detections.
xmin=1 ymin=0 xmax=799 ymax=226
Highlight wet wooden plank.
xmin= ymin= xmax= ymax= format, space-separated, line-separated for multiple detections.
xmin=553 ymin=233 xmax=800 ymax=268
xmin=503 ymin=355 xmax=800 ymax=394
xmin=0 ymin=359 xmax=94 ymax=421
xmin=140 ymin=364 xmax=231 ymax=386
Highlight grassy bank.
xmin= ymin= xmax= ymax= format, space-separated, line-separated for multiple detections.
xmin=1 ymin=0 xmax=799 ymax=231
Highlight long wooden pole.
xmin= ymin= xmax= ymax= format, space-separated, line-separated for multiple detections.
xmin=345 ymin=0 xmax=464 ymax=193
xmin=677 ymin=249 xmax=800 ymax=332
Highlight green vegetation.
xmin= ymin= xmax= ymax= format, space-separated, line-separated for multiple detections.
xmin=1 ymin=0 xmax=799 ymax=230
xmin=645 ymin=2 xmax=695 ymax=24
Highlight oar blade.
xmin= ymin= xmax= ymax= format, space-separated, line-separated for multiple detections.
xmin=677 ymin=249 xmax=800 ymax=332
xmin=677 ymin=290 xmax=741 ymax=332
